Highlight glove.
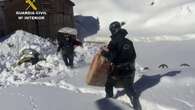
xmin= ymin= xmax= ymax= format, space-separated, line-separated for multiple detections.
xmin=99 ymin=46 xmax=108 ymax=55
xmin=100 ymin=46 xmax=109 ymax=52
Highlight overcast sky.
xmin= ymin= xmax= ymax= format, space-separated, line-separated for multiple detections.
xmin=72 ymin=0 xmax=195 ymax=37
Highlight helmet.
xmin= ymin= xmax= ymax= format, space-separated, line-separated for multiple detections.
xmin=109 ymin=21 xmax=121 ymax=34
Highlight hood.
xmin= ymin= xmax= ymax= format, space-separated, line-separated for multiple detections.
xmin=111 ymin=28 xmax=128 ymax=39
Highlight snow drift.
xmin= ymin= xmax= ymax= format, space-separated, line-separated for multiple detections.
xmin=0 ymin=30 xmax=195 ymax=110
xmin=0 ymin=30 xmax=98 ymax=88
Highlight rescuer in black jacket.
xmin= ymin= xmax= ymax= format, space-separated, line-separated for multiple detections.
xmin=102 ymin=21 xmax=141 ymax=110
xmin=57 ymin=33 xmax=82 ymax=68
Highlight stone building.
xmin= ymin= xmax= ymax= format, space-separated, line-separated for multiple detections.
xmin=0 ymin=0 xmax=75 ymax=37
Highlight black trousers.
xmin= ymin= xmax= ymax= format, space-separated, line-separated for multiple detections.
xmin=105 ymin=71 xmax=136 ymax=98
xmin=105 ymin=71 xmax=142 ymax=110
xmin=61 ymin=52 xmax=74 ymax=67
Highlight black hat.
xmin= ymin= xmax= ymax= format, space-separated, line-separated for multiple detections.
xmin=109 ymin=21 xmax=121 ymax=34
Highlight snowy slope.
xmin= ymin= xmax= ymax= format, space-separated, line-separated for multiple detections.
xmin=0 ymin=85 xmax=131 ymax=110
xmin=0 ymin=31 xmax=132 ymax=110
xmin=72 ymin=0 xmax=195 ymax=42
xmin=1 ymin=0 xmax=195 ymax=110
xmin=0 ymin=30 xmax=195 ymax=110
xmin=135 ymin=40 xmax=195 ymax=68
xmin=0 ymin=30 xmax=101 ymax=87
xmin=134 ymin=68 xmax=195 ymax=110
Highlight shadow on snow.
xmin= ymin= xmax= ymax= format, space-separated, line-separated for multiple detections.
xmin=96 ymin=98 xmax=126 ymax=110
xmin=115 ymin=70 xmax=181 ymax=109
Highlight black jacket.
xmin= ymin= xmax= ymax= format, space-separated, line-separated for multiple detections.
xmin=103 ymin=29 xmax=136 ymax=66
xmin=57 ymin=36 xmax=82 ymax=55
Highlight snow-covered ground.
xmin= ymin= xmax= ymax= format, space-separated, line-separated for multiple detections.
xmin=1 ymin=0 xmax=195 ymax=109
xmin=0 ymin=30 xmax=195 ymax=110
xmin=0 ymin=30 xmax=98 ymax=87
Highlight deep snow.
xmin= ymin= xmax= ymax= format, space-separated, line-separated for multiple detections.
xmin=0 ymin=30 xmax=195 ymax=110
xmin=0 ymin=0 xmax=195 ymax=109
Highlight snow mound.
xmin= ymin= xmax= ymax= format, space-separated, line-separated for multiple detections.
xmin=0 ymin=30 xmax=96 ymax=88
xmin=0 ymin=30 xmax=57 ymax=56
xmin=0 ymin=30 xmax=62 ymax=87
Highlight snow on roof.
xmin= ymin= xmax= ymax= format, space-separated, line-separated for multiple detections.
xmin=58 ymin=27 xmax=77 ymax=36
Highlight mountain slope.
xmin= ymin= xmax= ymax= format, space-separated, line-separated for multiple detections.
xmin=72 ymin=0 xmax=195 ymax=42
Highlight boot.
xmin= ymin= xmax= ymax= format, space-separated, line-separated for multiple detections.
xmin=132 ymin=96 xmax=142 ymax=110
xmin=105 ymin=94 xmax=113 ymax=98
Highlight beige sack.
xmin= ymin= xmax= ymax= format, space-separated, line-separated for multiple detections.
xmin=86 ymin=53 xmax=112 ymax=86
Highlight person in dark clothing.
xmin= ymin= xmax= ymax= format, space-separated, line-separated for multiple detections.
xmin=101 ymin=21 xmax=141 ymax=110
xmin=57 ymin=33 xmax=82 ymax=68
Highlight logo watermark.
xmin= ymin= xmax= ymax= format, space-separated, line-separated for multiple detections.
xmin=25 ymin=0 xmax=38 ymax=11
xmin=16 ymin=0 xmax=47 ymax=20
